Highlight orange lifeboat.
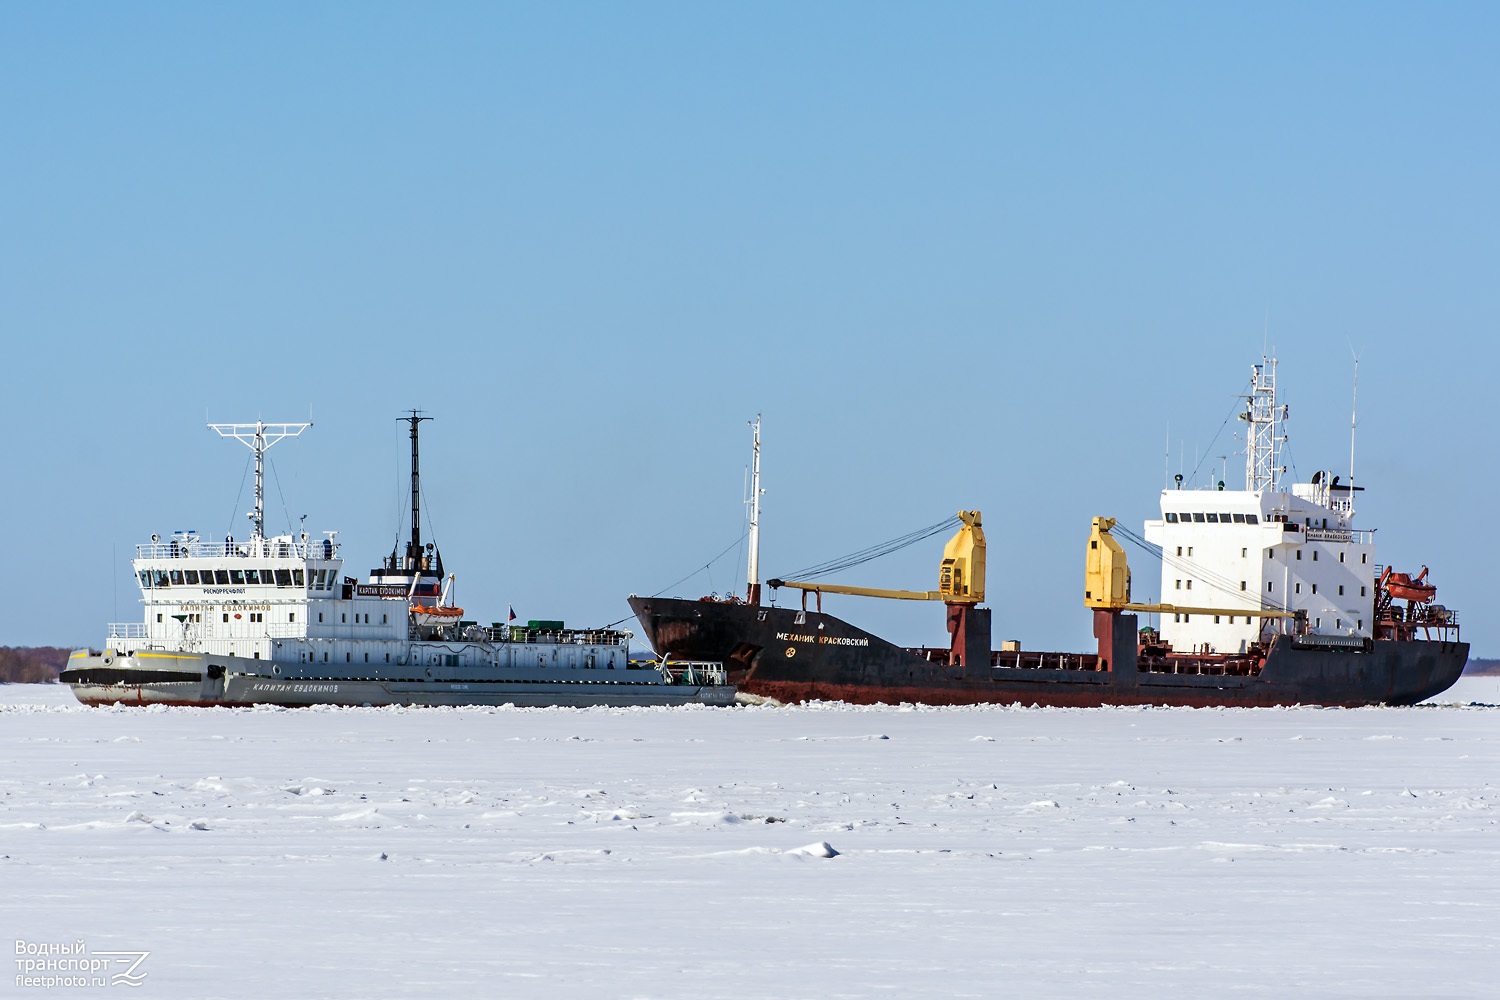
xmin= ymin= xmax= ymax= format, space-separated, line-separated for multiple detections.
xmin=411 ymin=604 xmax=465 ymax=626
xmin=1381 ymin=566 xmax=1437 ymax=604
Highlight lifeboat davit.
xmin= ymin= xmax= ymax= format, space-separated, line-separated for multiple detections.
xmin=1381 ymin=566 xmax=1437 ymax=604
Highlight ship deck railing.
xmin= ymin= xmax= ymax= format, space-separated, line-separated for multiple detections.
xmin=482 ymin=627 xmax=630 ymax=647
xmin=1139 ymin=655 xmax=1264 ymax=677
xmin=987 ymin=650 xmax=1105 ymax=672
xmin=908 ymin=647 xmax=1106 ymax=672
xmin=662 ymin=661 xmax=727 ymax=686
xmin=404 ymin=625 xmax=632 ymax=647
xmin=107 ymin=623 xmax=149 ymax=640
xmin=136 ymin=538 xmax=340 ymax=561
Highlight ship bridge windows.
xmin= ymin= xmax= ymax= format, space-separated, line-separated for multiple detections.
xmin=229 ymin=568 xmax=246 ymax=585
xmin=274 ymin=569 xmax=292 ymax=587
xmin=244 ymin=569 xmax=260 ymax=585
xmin=1169 ymin=511 xmax=1261 ymax=525
xmin=213 ymin=570 xmax=230 ymax=585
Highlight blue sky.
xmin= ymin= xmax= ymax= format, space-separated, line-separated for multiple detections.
xmin=4 ymin=3 xmax=1496 ymax=654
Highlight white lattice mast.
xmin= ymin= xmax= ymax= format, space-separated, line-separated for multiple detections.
xmin=746 ymin=414 xmax=764 ymax=605
xmin=1243 ymin=358 xmax=1285 ymax=492
xmin=209 ymin=421 xmax=312 ymax=540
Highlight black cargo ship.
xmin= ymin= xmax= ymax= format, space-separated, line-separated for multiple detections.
xmin=630 ymin=362 xmax=1468 ymax=707
xmin=628 ymin=593 xmax=1466 ymax=708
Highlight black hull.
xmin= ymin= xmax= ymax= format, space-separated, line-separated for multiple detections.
xmin=629 ymin=596 xmax=1468 ymax=707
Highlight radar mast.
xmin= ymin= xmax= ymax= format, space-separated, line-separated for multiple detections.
xmin=208 ymin=421 xmax=312 ymax=541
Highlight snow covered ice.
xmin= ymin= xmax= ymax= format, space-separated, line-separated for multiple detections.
xmin=3 ymin=680 xmax=1497 ymax=998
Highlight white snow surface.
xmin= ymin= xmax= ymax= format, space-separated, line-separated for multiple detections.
xmin=3 ymin=680 xmax=1497 ymax=998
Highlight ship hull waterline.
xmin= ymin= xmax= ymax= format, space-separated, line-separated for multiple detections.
xmin=61 ymin=652 xmax=736 ymax=708
xmin=629 ymin=596 xmax=1468 ymax=708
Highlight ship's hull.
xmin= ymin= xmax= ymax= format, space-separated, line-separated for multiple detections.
xmin=60 ymin=651 xmax=736 ymax=708
xmin=629 ymin=596 xmax=1468 ymax=708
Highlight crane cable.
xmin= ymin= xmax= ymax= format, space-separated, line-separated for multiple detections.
xmin=776 ymin=514 xmax=961 ymax=583
xmin=1110 ymin=521 xmax=1291 ymax=614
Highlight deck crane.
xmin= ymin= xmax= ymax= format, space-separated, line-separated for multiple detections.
xmin=766 ymin=511 xmax=988 ymax=666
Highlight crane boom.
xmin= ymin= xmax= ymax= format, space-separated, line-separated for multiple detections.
xmin=767 ymin=510 xmax=986 ymax=605
xmin=764 ymin=580 xmax=952 ymax=602
xmin=1115 ymin=601 xmax=1297 ymax=619
xmin=1084 ymin=516 xmax=1297 ymax=619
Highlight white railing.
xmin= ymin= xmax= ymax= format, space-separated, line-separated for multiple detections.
xmin=136 ymin=537 xmax=341 ymax=560
xmin=662 ymin=660 xmax=728 ymax=685
xmin=107 ymin=623 xmax=149 ymax=639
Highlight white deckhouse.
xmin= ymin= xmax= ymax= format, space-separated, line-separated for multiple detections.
xmin=1143 ymin=359 xmax=1375 ymax=655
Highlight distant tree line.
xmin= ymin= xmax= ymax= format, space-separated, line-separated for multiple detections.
xmin=0 ymin=647 xmax=72 ymax=683
xmin=1464 ymin=657 xmax=1500 ymax=676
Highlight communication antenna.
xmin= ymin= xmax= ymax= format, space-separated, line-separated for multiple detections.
xmin=1243 ymin=357 xmax=1282 ymax=492
xmin=208 ymin=420 xmax=312 ymax=541
xmin=745 ymin=414 xmax=764 ymax=605
xmin=1348 ymin=347 xmax=1361 ymax=518
xmin=397 ymin=410 xmax=434 ymax=572
xmin=1163 ymin=425 xmax=1170 ymax=490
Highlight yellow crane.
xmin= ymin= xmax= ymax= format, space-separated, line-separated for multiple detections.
xmin=768 ymin=510 xmax=986 ymax=605
xmin=1084 ymin=516 xmax=1298 ymax=620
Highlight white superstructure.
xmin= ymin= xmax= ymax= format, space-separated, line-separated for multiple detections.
xmin=66 ymin=416 xmax=735 ymax=708
xmin=112 ymin=528 xmax=368 ymax=662
xmin=1142 ymin=359 xmax=1376 ymax=654
xmin=104 ymin=420 xmax=629 ymax=674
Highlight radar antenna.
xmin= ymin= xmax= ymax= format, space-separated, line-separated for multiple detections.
xmin=208 ymin=420 xmax=312 ymax=541
xmin=1241 ymin=357 xmax=1285 ymax=492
